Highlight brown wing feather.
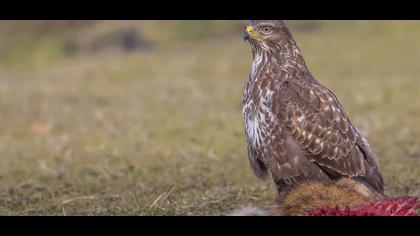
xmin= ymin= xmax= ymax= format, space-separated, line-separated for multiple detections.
xmin=272 ymin=78 xmax=384 ymax=193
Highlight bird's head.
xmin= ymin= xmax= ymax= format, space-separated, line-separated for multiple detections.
xmin=244 ymin=20 xmax=292 ymax=53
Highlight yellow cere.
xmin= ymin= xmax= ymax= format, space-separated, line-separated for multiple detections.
xmin=246 ymin=26 xmax=254 ymax=34
xmin=246 ymin=26 xmax=262 ymax=40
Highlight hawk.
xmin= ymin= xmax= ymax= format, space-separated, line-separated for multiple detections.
xmin=242 ymin=20 xmax=385 ymax=196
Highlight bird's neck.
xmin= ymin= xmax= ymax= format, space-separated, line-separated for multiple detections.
xmin=250 ymin=39 xmax=310 ymax=82
xmin=277 ymin=40 xmax=309 ymax=73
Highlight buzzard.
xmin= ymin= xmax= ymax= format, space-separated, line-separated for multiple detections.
xmin=242 ymin=20 xmax=385 ymax=196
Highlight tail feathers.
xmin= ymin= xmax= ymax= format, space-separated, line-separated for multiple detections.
xmin=228 ymin=206 xmax=269 ymax=216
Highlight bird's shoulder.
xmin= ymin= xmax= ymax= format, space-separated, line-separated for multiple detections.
xmin=269 ymin=75 xmax=372 ymax=177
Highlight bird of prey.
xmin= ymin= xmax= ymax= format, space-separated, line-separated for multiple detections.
xmin=242 ymin=20 xmax=385 ymax=197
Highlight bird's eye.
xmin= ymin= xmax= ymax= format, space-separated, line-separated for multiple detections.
xmin=261 ymin=26 xmax=272 ymax=34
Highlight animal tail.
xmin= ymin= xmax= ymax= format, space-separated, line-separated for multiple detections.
xmin=227 ymin=205 xmax=269 ymax=216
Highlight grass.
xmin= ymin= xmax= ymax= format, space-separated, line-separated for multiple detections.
xmin=0 ymin=20 xmax=419 ymax=215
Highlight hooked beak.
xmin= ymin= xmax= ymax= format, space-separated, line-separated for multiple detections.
xmin=243 ymin=26 xmax=254 ymax=42
xmin=243 ymin=30 xmax=249 ymax=42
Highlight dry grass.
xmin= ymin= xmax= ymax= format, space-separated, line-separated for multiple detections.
xmin=0 ymin=20 xmax=419 ymax=215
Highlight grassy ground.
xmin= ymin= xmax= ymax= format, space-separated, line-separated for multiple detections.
xmin=0 ymin=21 xmax=419 ymax=215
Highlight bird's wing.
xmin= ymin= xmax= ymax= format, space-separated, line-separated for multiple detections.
xmin=271 ymin=77 xmax=384 ymax=191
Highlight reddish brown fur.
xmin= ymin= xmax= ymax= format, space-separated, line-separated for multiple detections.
xmin=270 ymin=178 xmax=383 ymax=216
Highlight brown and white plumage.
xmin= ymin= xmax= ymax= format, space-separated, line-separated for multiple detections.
xmin=242 ymin=20 xmax=385 ymax=196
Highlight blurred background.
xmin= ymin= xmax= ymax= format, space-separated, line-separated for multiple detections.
xmin=0 ymin=20 xmax=419 ymax=215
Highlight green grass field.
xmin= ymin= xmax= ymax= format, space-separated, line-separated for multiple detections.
xmin=0 ymin=20 xmax=419 ymax=215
